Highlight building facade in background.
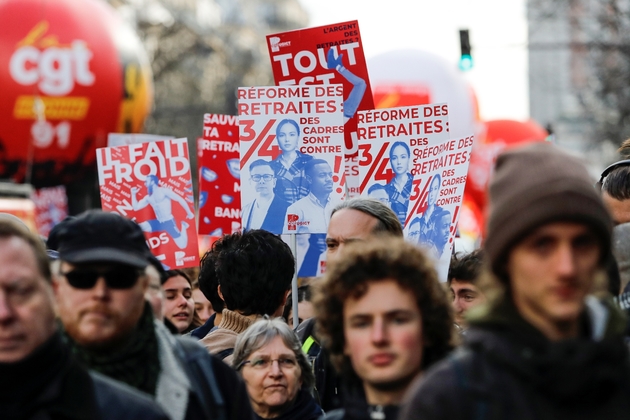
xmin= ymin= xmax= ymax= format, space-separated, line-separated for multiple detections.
xmin=528 ymin=0 xmax=630 ymax=169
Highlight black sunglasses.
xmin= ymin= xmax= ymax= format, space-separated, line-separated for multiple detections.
xmin=62 ymin=267 xmax=142 ymax=290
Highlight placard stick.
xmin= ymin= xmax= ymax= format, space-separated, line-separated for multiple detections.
xmin=289 ymin=233 xmax=299 ymax=328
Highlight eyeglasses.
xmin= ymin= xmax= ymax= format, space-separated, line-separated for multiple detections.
xmin=251 ymin=174 xmax=274 ymax=182
xmin=62 ymin=267 xmax=142 ymax=290
xmin=239 ymin=356 xmax=298 ymax=371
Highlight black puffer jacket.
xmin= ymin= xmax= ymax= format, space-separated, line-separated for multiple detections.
xmin=0 ymin=332 xmax=169 ymax=420
xmin=399 ymin=296 xmax=630 ymax=420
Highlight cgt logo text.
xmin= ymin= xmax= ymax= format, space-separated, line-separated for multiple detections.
xmin=269 ymin=36 xmax=291 ymax=53
xmin=10 ymin=22 xmax=95 ymax=96
xmin=286 ymin=214 xmax=309 ymax=231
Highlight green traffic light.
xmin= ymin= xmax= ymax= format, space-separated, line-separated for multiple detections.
xmin=459 ymin=54 xmax=473 ymax=71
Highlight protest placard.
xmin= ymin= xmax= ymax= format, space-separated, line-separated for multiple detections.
xmin=96 ymin=138 xmax=199 ymax=269
xmin=358 ymin=103 xmax=474 ymax=280
xmin=197 ymin=114 xmax=241 ymax=236
xmin=32 ymin=185 xmax=68 ymax=237
xmin=238 ymin=84 xmax=345 ymax=234
xmin=266 ymin=20 xmax=373 ymax=198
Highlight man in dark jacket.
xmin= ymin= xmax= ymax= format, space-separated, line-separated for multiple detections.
xmin=0 ymin=215 xmax=168 ymax=419
xmin=297 ymin=197 xmax=405 ymax=412
xmin=52 ymin=210 xmax=254 ymax=420
xmin=400 ymin=142 xmax=630 ymax=419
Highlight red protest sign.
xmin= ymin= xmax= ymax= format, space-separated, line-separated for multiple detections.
xmin=32 ymin=185 xmax=68 ymax=237
xmin=197 ymin=114 xmax=241 ymax=236
xmin=96 ymin=138 xmax=199 ymax=269
xmin=266 ymin=20 xmax=374 ymax=197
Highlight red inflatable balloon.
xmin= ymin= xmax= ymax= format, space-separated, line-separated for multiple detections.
xmin=0 ymin=0 xmax=153 ymax=187
xmin=483 ymin=119 xmax=549 ymax=147
xmin=465 ymin=119 xmax=548 ymax=237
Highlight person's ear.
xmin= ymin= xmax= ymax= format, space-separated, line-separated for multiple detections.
xmin=281 ymin=289 xmax=290 ymax=307
xmin=138 ymin=272 xmax=150 ymax=293
xmin=273 ymin=290 xmax=291 ymax=318
xmin=218 ymin=285 xmax=224 ymax=301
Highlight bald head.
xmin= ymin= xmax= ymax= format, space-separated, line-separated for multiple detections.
xmin=326 ymin=198 xmax=403 ymax=263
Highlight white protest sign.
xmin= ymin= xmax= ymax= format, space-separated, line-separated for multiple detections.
xmin=238 ymin=85 xmax=345 ymax=234
xmin=358 ymin=103 xmax=474 ymax=281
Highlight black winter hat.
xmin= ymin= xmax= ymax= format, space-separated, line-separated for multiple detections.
xmin=485 ymin=142 xmax=612 ymax=278
xmin=56 ymin=210 xmax=151 ymax=268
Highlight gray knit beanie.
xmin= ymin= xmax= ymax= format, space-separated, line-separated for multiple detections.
xmin=485 ymin=142 xmax=612 ymax=278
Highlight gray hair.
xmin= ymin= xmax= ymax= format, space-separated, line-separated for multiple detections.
xmin=232 ymin=317 xmax=315 ymax=392
xmin=331 ymin=197 xmax=403 ymax=237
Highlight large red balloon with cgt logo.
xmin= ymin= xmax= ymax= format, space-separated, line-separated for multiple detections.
xmin=0 ymin=0 xmax=153 ymax=187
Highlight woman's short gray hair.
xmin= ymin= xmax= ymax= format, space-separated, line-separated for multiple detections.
xmin=232 ymin=317 xmax=315 ymax=391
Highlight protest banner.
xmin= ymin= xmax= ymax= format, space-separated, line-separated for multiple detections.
xmin=32 ymin=185 xmax=68 ymax=237
xmin=107 ymin=133 xmax=174 ymax=147
xmin=96 ymin=138 xmax=199 ymax=269
xmin=358 ymin=103 xmax=474 ymax=281
xmin=197 ymin=114 xmax=241 ymax=236
xmin=266 ymin=20 xmax=374 ymax=198
xmin=238 ymin=84 xmax=345 ymax=234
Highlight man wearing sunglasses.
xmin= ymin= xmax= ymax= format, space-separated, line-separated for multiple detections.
xmin=0 ymin=215 xmax=169 ymax=419
xmin=53 ymin=210 xmax=254 ymax=420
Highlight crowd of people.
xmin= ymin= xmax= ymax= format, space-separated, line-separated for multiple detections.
xmin=4 ymin=141 xmax=630 ymax=419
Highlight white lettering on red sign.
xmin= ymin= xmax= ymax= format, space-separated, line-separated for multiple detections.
xmin=9 ymin=40 xmax=95 ymax=96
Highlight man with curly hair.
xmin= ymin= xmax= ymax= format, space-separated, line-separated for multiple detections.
xmin=315 ymin=238 xmax=454 ymax=420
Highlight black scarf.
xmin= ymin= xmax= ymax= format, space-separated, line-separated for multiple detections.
xmin=0 ymin=332 xmax=97 ymax=419
xmin=254 ymin=389 xmax=322 ymax=420
xmin=64 ymin=302 xmax=161 ymax=396
xmin=468 ymin=297 xmax=630 ymax=405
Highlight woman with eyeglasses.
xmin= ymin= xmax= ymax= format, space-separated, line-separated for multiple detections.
xmin=233 ymin=318 xmax=322 ymax=420
xmin=242 ymin=159 xmax=290 ymax=234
